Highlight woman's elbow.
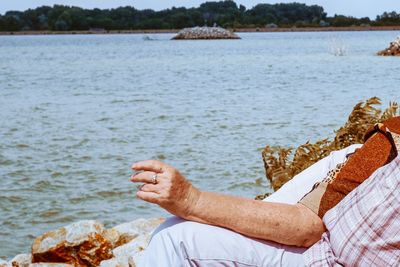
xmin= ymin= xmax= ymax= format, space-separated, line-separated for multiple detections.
xmin=295 ymin=204 xmax=325 ymax=248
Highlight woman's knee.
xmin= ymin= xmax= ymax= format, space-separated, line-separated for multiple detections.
xmin=143 ymin=217 xmax=193 ymax=266
xmin=149 ymin=216 xmax=224 ymax=254
xmin=150 ymin=216 xmax=199 ymax=246
xmin=150 ymin=216 xmax=188 ymax=239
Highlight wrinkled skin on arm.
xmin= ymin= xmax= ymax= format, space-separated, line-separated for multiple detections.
xmin=131 ymin=160 xmax=325 ymax=248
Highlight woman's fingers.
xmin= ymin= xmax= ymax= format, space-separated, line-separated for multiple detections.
xmin=139 ymin=183 xmax=160 ymax=193
xmin=131 ymin=160 xmax=171 ymax=173
xmin=131 ymin=171 xmax=161 ymax=184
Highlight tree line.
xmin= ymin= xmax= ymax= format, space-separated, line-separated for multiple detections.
xmin=0 ymin=1 xmax=399 ymax=32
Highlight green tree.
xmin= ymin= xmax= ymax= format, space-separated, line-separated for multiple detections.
xmin=170 ymin=12 xmax=194 ymax=28
xmin=0 ymin=2 xmax=397 ymax=31
xmin=376 ymin=11 xmax=400 ymax=25
xmin=328 ymin=15 xmax=360 ymax=26
xmin=199 ymin=1 xmax=239 ymax=26
xmin=54 ymin=19 xmax=68 ymax=30
xmin=0 ymin=16 xmax=5 ymax=31
xmin=68 ymin=7 xmax=89 ymax=30
xmin=2 ymin=12 xmax=24 ymax=31
xmin=48 ymin=5 xmax=69 ymax=29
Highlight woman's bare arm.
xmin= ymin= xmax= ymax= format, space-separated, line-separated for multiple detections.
xmin=131 ymin=160 xmax=325 ymax=248
xmin=185 ymin=191 xmax=324 ymax=247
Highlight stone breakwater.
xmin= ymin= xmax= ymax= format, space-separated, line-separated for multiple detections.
xmin=377 ymin=36 xmax=400 ymax=56
xmin=172 ymin=26 xmax=240 ymax=40
xmin=0 ymin=218 xmax=165 ymax=267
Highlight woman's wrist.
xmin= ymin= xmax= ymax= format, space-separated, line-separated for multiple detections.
xmin=181 ymin=186 xmax=202 ymax=220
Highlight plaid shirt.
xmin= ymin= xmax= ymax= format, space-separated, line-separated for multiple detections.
xmin=303 ymin=155 xmax=400 ymax=266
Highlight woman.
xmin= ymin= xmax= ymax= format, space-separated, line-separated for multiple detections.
xmin=131 ymin=117 xmax=400 ymax=266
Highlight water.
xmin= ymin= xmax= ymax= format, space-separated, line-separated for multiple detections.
xmin=0 ymin=31 xmax=399 ymax=258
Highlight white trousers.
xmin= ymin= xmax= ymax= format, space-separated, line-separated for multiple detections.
xmin=141 ymin=216 xmax=306 ymax=267
xmin=140 ymin=144 xmax=361 ymax=267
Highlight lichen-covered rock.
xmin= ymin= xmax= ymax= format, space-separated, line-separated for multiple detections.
xmin=29 ymin=264 xmax=74 ymax=267
xmin=172 ymin=26 xmax=240 ymax=40
xmin=378 ymin=36 xmax=400 ymax=56
xmin=103 ymin=218 xmax=164 ymax=267
xmin=99 ymin=258 xmax=128 ymax=267
xmin=102 ymin=229 xmax=121 ymax=248
xmin=6 ymin=217 xmax=165 ymax=267
xmin=111 ymin=218 xmax=164 ymax=247
xmin=127 ymin=256 xmax=136 ymax=267
xmin=31 ymin=220 xmax=113 ymax=266
xmin=112 ymin=235 xmax=150 ymax=267
xmin=9 ymin=254 xmax=32 ymax=267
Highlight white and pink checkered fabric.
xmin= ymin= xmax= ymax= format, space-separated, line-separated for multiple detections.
xmin=304 ymin=155 xmax=400 ymax=266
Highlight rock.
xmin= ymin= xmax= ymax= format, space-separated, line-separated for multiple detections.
xmin=172 ymin=26 xmax=240 ymax=40
xmin=112 ymin=235 xmax=151 ymax=267
xmin=100 ymin=218 xmax=164 ymax=266
xmin=112 ymin=218 xmax=164 ymax=247
xmin=5 ymin=217 xmax=165 ymax=267
xmin=378 ymin=36 xmax=400 ymax=56
xmin=29 ymin=264 xmax=74 ymax=267
xmin=0 ymin=258 xmax=8 ymax=267
xmin=127 ymin=256 xmax=136 ymax=267
xmin=31 ymin=220 xmax=113 ymax=266
xmin=37 ymin=264 xmax=73 ymax=267
xmin=10 ymin=254 xmax=32 ymax=267
xmin=113 ymin=234 xmax=149 ymax=258
xmin=128 ymin=252 xmax=142 ymax=267
xmin=99 ymin=235 xmax=152 ymax=267
xmin=99 ymin=258 xmax=128 ymax=267
xmin=102 ymin=228 xmax=121 ymax=248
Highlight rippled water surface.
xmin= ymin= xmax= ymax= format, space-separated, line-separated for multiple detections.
xmin=0 ymin=31 xmax=399 ymax=258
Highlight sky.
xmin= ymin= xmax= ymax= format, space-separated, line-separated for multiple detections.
xmin=1 ymin=0 xmax=400 ymax=19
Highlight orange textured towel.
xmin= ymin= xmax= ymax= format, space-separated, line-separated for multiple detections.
xmin=300 ymin=117 xmax=400 ymax=218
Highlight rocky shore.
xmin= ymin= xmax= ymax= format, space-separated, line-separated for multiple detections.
xmin=377 ymin=36 xmax=400 ymax=56
xmin=172 ymin=26 xmax=240 ymax=40
xmin=0 ymin=218 xmax=165 ymax=267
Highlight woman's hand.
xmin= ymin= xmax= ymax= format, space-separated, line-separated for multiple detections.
xmin=131 ymin=160 xmax=200 ymax=219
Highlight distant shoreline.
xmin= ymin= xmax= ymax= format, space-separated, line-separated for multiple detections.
xmin=1 ymin=26 xmax=400 ymax=36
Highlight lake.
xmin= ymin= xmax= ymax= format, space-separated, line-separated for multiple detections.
xmin=0 ymin=31 xmax=399 ymax=258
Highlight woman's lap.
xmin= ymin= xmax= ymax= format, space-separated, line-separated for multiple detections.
xmin=141 ymin=216 xmax=306 ymax=267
